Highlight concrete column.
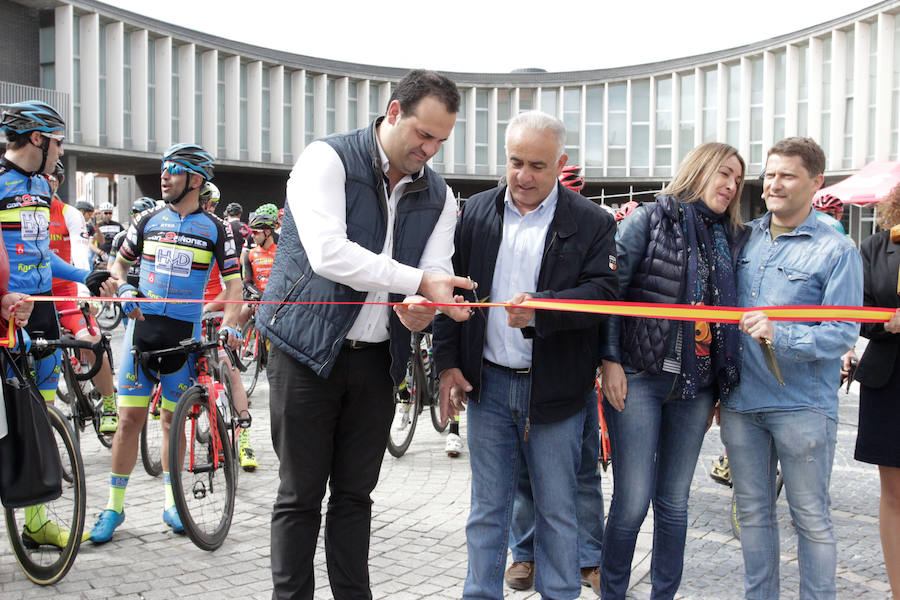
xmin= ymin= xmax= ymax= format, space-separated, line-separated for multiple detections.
xmin=201 ymin=49 xmax=217 ymax=155
xmin=248 ymin=61 xmax=262 ymax=162
xmin=291 ymin=70 xmax=305 ymax=157
xmin=739 ymin=57 xmax=751 ymax=162
xmin=54 ymin=4 xmax=73 ymax=117
xmin=131 ymin=30 xmax=148 ymax=152
xmin=671 ymin=74 xmax=680 ymax=175
xmin=875 ymin=13 xmax=894 ymax=160
xmin=717 ymin=63 xmax=728 ymax=141
xmin=853 ymin=21 xmax=870 ymax=167
xmin=378 ymin=82 xmax=391 ymax=116
xmin=808 ymin=36 xmax=823 ymax=144
xmin=357 ymin=79 xmax=370 ymax=129
xmin=466 ymin=87 xmax=476 ymax=174
xmin=830 ymin=29 xmax=847 ymax=170
xmin=488 ymin=88 xmax=497 ymax=175
xmin=785 ymin=44 xmax=800 ymax=137
xmin=155 ymin=36 xmax=172 ymax=150
xmin=224 ymin=55 xmax=240 ymax=160
xmin=269 ymin=65 xmax=284 ymax=164
xmin=336 ymin=77 xmax=349 ymax=133
xmin=762 ymin=51 xmax=775 ymax=156
xmin=314 ymin=74 xmax=327 ymax=139
xmin=648 ymin=77 xmax=657 ymax=174
xmin=625 ymin=80 xmax=633 ymax=176
xmin=178 ymin=44 xmax=195 ymax=144
xmin=106 ymin=21 xmax=124 ymax=148
xmin=693 ymin=67 xmax=703 ymax=147
xmin=79 ymin=13 xmax=99 ymax=146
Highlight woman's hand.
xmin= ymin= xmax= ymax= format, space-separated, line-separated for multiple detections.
xmin=885 ymin=308 xmax=900 ymax=334
xmin=1 ymin=293 xmax=33 ymax=327
xmin=601 ymin=360 xmax=627 ymax=411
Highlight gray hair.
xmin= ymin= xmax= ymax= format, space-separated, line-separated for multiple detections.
xmin=505 ymin=110 xmax=566 ymax=160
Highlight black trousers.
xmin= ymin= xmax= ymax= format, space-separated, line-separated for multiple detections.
xmin=269 ymin=342 xmax=394 ymax=600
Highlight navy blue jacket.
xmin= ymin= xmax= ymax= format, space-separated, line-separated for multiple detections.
xmin=433 ymin=183 xmax=619 ymax=424
xmin=257 ymin=119 xmax=448 ymax=385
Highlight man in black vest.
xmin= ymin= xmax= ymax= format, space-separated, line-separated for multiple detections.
xmin=433 ymin=111 xmax=618 ymax=599
xmin=258 ymin=70 xmax=473 ymax=600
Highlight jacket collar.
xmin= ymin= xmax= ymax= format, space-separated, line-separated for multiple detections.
xmin=755 ymin=207 xmax=818 ymax=237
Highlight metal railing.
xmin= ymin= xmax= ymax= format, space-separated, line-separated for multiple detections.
xmin=0 ymin=81 xmax=70 ymax=134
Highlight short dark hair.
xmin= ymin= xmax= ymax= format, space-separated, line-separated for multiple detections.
xmin=390 ymin=70 xmax=460 ymax=116
xmin=3 ymin=130 xmax=30 ymax=150
xmin=767 ymin=137 xmax=826 ymax=177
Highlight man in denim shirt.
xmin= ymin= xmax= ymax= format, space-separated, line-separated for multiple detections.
xmin=721 ymin=137 xmax=862 ymax=600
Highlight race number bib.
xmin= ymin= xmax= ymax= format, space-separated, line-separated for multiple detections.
xmin=20 ymin=211 xmax=48 ymax=241
xmin=155 ymin=246 xmax=193 ymax=277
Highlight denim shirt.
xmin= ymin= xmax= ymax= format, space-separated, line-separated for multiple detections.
xmin=722 ymin=209 xmax=862 ymax=421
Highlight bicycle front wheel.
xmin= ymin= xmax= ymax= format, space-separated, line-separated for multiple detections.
xmin=168 ymin=386 xmax=236 ymax=551
xmin=387 ymin=389 xmax=418 ymax=458
xmin=4 ymin=404 xmax=86 ymax=585
xmin=95 ymin=301 xmax=122 ymax=331
xmin=140 ymin=386 xmax=164 ymax=477
xmin=239 ymin=322 xmax=262 ymax=397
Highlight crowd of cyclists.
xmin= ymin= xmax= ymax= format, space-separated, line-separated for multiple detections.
xmin=0 ymin=99 xmax=282 ymax=550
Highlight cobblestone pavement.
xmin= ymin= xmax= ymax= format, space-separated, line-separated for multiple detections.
xmin=0 ymin=334 xmax=890 ymax=599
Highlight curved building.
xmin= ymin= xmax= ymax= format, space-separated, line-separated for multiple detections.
xmin=2 ymin=0 xmax=898 ymax=240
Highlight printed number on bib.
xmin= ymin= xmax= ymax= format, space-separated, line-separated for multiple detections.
xmin=155 ymin=246 xmax=193 ymax=277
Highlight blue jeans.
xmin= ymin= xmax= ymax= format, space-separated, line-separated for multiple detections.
xmin=509 ymin=389 xmax=604 ymax=568
xmin=720 ymin=408 xmax=838 ymax=600
xmin=464 ymin=363 xmax=584 ymax=600
xmin=600 ymin=371 xmax=712 ymax=600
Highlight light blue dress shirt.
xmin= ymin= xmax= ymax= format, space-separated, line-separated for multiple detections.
xmin=723 ymin=209 xmax=862 ymax=421
xmin=483 ymin=186 xmax=559 ymax=369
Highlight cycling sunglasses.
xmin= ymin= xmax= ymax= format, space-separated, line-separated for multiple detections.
xmin=161 ymin=161 xmax=190 ymax=176
xmin=42 ymin=132 xmax=65 ymax=145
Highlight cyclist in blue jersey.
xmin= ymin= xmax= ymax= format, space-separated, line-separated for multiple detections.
xmin=0 ymin=100 xmax=92 ymax=549
xmin=90 ymin=143 xmax=243 ymax=543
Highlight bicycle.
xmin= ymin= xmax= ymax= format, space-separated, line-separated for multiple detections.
xmin=139 ymin=383 xmax=164 ymax=477
xmin=387 ymin=331 xmax=446 ymax=458
xmin=54 ymin=305 xmax=115 ymax=449
xmin=239 ymin=287 xmax=268 ymax=397
xmin=4 ymin=333 xmax=88 ymax=585
xmin=94 ymin=300 xmax=123 ymax=331
xmin=133 ymin=335 xmax=245 ymax=550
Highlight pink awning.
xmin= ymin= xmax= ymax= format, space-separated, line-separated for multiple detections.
xmin=814 ymin=161 xmax=900 ymax=205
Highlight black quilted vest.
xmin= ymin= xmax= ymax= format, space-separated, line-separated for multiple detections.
xmin=621 ymin=196 xmax=686 ymax=373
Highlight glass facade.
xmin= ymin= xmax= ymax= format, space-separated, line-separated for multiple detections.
xmin=702 ymin=68 xmax=717 ymax=143
xmin=585 ymin=85 xmax=603 ymax=177
xmin=654 ymin=77 xmax=672 ymax=177
xmin=147 ymin=37 xmax=155 ymax=152
xmin=844 ymin=29 xmax=856 ymax=168
xmin=773 ymin=50 xmax=786 ymax=144
xmin=454 ymin=91 xmax=467 ymax=172
xmin=607 ymin=82 xmax=627 ymax=176
xmin=170 ymin=47 xmax=178 ymax=143
xmin=262 ymin=67 xmax=270 ymax=160
xmin=797 ymin=46 xmax=809 ymax=138
xmin=631 ymin=80 xmax=649 ymax=176
xmin=678 ymin=73 xmax=695 ymax=164
xmin=749 ymin=57 xmax=764 ymax=172
xmin=475 ymin=89 xmax=488 ymax=173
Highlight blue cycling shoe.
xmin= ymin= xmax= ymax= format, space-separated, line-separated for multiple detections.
xmin=163 ymin=506 xmax=184 ymax=533
xmin=90 ymin=509 xmax=125 ymax=544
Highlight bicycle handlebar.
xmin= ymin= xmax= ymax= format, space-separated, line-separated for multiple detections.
xmin=133 ymin=334 xmax=245 ymax=386
xmin=30 ymin=335 xmax=111 ymax=381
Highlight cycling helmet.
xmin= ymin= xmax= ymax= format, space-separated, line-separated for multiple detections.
xmin=812 ymin=193 xmax=844 ymax=222
xmin=256 ymin=203 xmax=278 ymax=219
xmin=199 ymin=181 xmax=220 ymax=207
xmin=225 ymin=202 xmax=243 ymax=217
xmin=249 ymin=213 xmax=277 ymax=230
xmin=98 ymin=202 xmax=115 ymax=212
xmin=0 ymin=100 xmax=65 ymax=136
xmin=161 ymin=143 xmax=215 ymax=181
xmin=132 ymin=197 xmax=156 ymax=214
xmin=76 ymin=201 xmax=95 ymax=212
xmin=558 ymin=165 xmax=585 ymax=193
xmin=615 ymin=200 xmax=640 ymax=223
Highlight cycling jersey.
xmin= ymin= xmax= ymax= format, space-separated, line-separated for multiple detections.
xmin=118 ymin=204 xmax=240 ymax=322
xmin=243 ymin=242 xmax=277 ymax=293
xmin=109 ymin=229 xmax=140 ymax=286
xmin=96 ymin=219 xmax=124 ymax=254
xmin=49 ymin=197 xmax=91 ymax=299
xmin=204 ymin=261 xmax=224 ymax=302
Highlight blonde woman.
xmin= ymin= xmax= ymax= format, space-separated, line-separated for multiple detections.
xmin=599 ymin=142 xmax=747 ymax=599
xmin=854 ymin=183 xmax=900 ymax=599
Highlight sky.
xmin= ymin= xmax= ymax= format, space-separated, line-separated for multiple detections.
xmin=102 ymin=0 xmax=879 ymax=74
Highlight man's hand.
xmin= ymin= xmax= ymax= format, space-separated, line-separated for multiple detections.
xmin=1 ymin=293 xmax=33 ymax=327
xmin=393 ymin=295 xmax=436 ymax=332
xmin=506 ymin=292 xmax=535 ymax=329
xmin=439 ymin=367 xmax=472 ymax=427
xmin=116 ymin=283 xmax=144 ymax=321
xmin=220 ymin=324 xmax=242 ymax=350
xmin=739 ymin=310 xmax=775 ymax=342
xmin=418 ymin=272 xmax=475 ymax=322
xmin=886 ymin=308 xmax=900 ymax=334
xmin=601 ymin=359 xmax=627 ymax=411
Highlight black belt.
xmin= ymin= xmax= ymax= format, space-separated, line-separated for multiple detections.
xmin=342 ymin=339 xmax=389 ymax=350
xmin=483 ymin=359 xmax=531 ymax=375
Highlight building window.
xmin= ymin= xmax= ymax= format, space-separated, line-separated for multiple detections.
xmin=867 ymin=24 xmax=877 ymax=163
xmin=607 ymin=82 xmax=627 ymax=176
xmin=240 ymin=61 xmax=248 ymax=159
xmin=631 ymin=80 xmax=650 ymax=176
xmin=73 ymin=15 xmax=81 ymax=141
xmin=654 ymin=77 xmax=672 ymax=177
xmin=304 ymin=73 xmax=314 ymax=146
xmin=585 ymin=85 xmax=603 ymax=177
xmin=348 ymin=80 xmax=358 ymax=131
xmin=519 ymin=88 xmax=535 ymax=112
xmin=99 ymin=24 xmax=107 ymax=145
xmin=843 ymin=29 xmax=855 ymax=168
xmin=326 ymin=77 xmax=336 ymax=135
xmin=821 ymin=36 xmax=833 ymax=161
xmin=194 ymin=53 xmax=201 ymax=144
xmin=262 ymin=67 xmax=270 ymax=161
xmin=796 ymin=45 xmax=809 ymax=138
xmin=749 ymin=57 xmax=764 ymax=172
xmin=726 ymin=63 xmax=740 ymax=147
xmin=475 ymin=89 xmax=489 ymax=173
xmin=454 ymin=91 xmax=467 ymax=172
xmin=147 ymin=37 xmax=156 ymax=152
xmin=678 ymin=72 xmax=695 ymax=164
xmin=773 ymin=50 xmax=786 ymax=145
xmin=283 ymin=70 xmax=292 ymax=163
xmin=39 ymin=20 xmax=54 ymax=89
xmin=217 ymin=58 xmax=225 ymax=156
xmin=124 ymin=31 xmax=132 ymax=148
xmin=702 ymin=68 xmax=717 ymax=143
xmin=369 ymin=82 xmax=381 ymax=121
xmin=563 ymin=87 xmax=581 ymax=165
xmin=171 ymin=47 xmax=179 ymax=143
xmin=496 ymin=89 xmax=512 ymax=167
xmin=541 ymin=88 xmax=558 ymax=117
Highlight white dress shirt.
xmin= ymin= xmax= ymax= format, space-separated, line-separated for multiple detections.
xmin=287 ymin=131 xmax=457 ymax=342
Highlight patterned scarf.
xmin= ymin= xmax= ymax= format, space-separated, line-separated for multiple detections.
xmin=679 ymin=201 xmax=740 ymax=401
